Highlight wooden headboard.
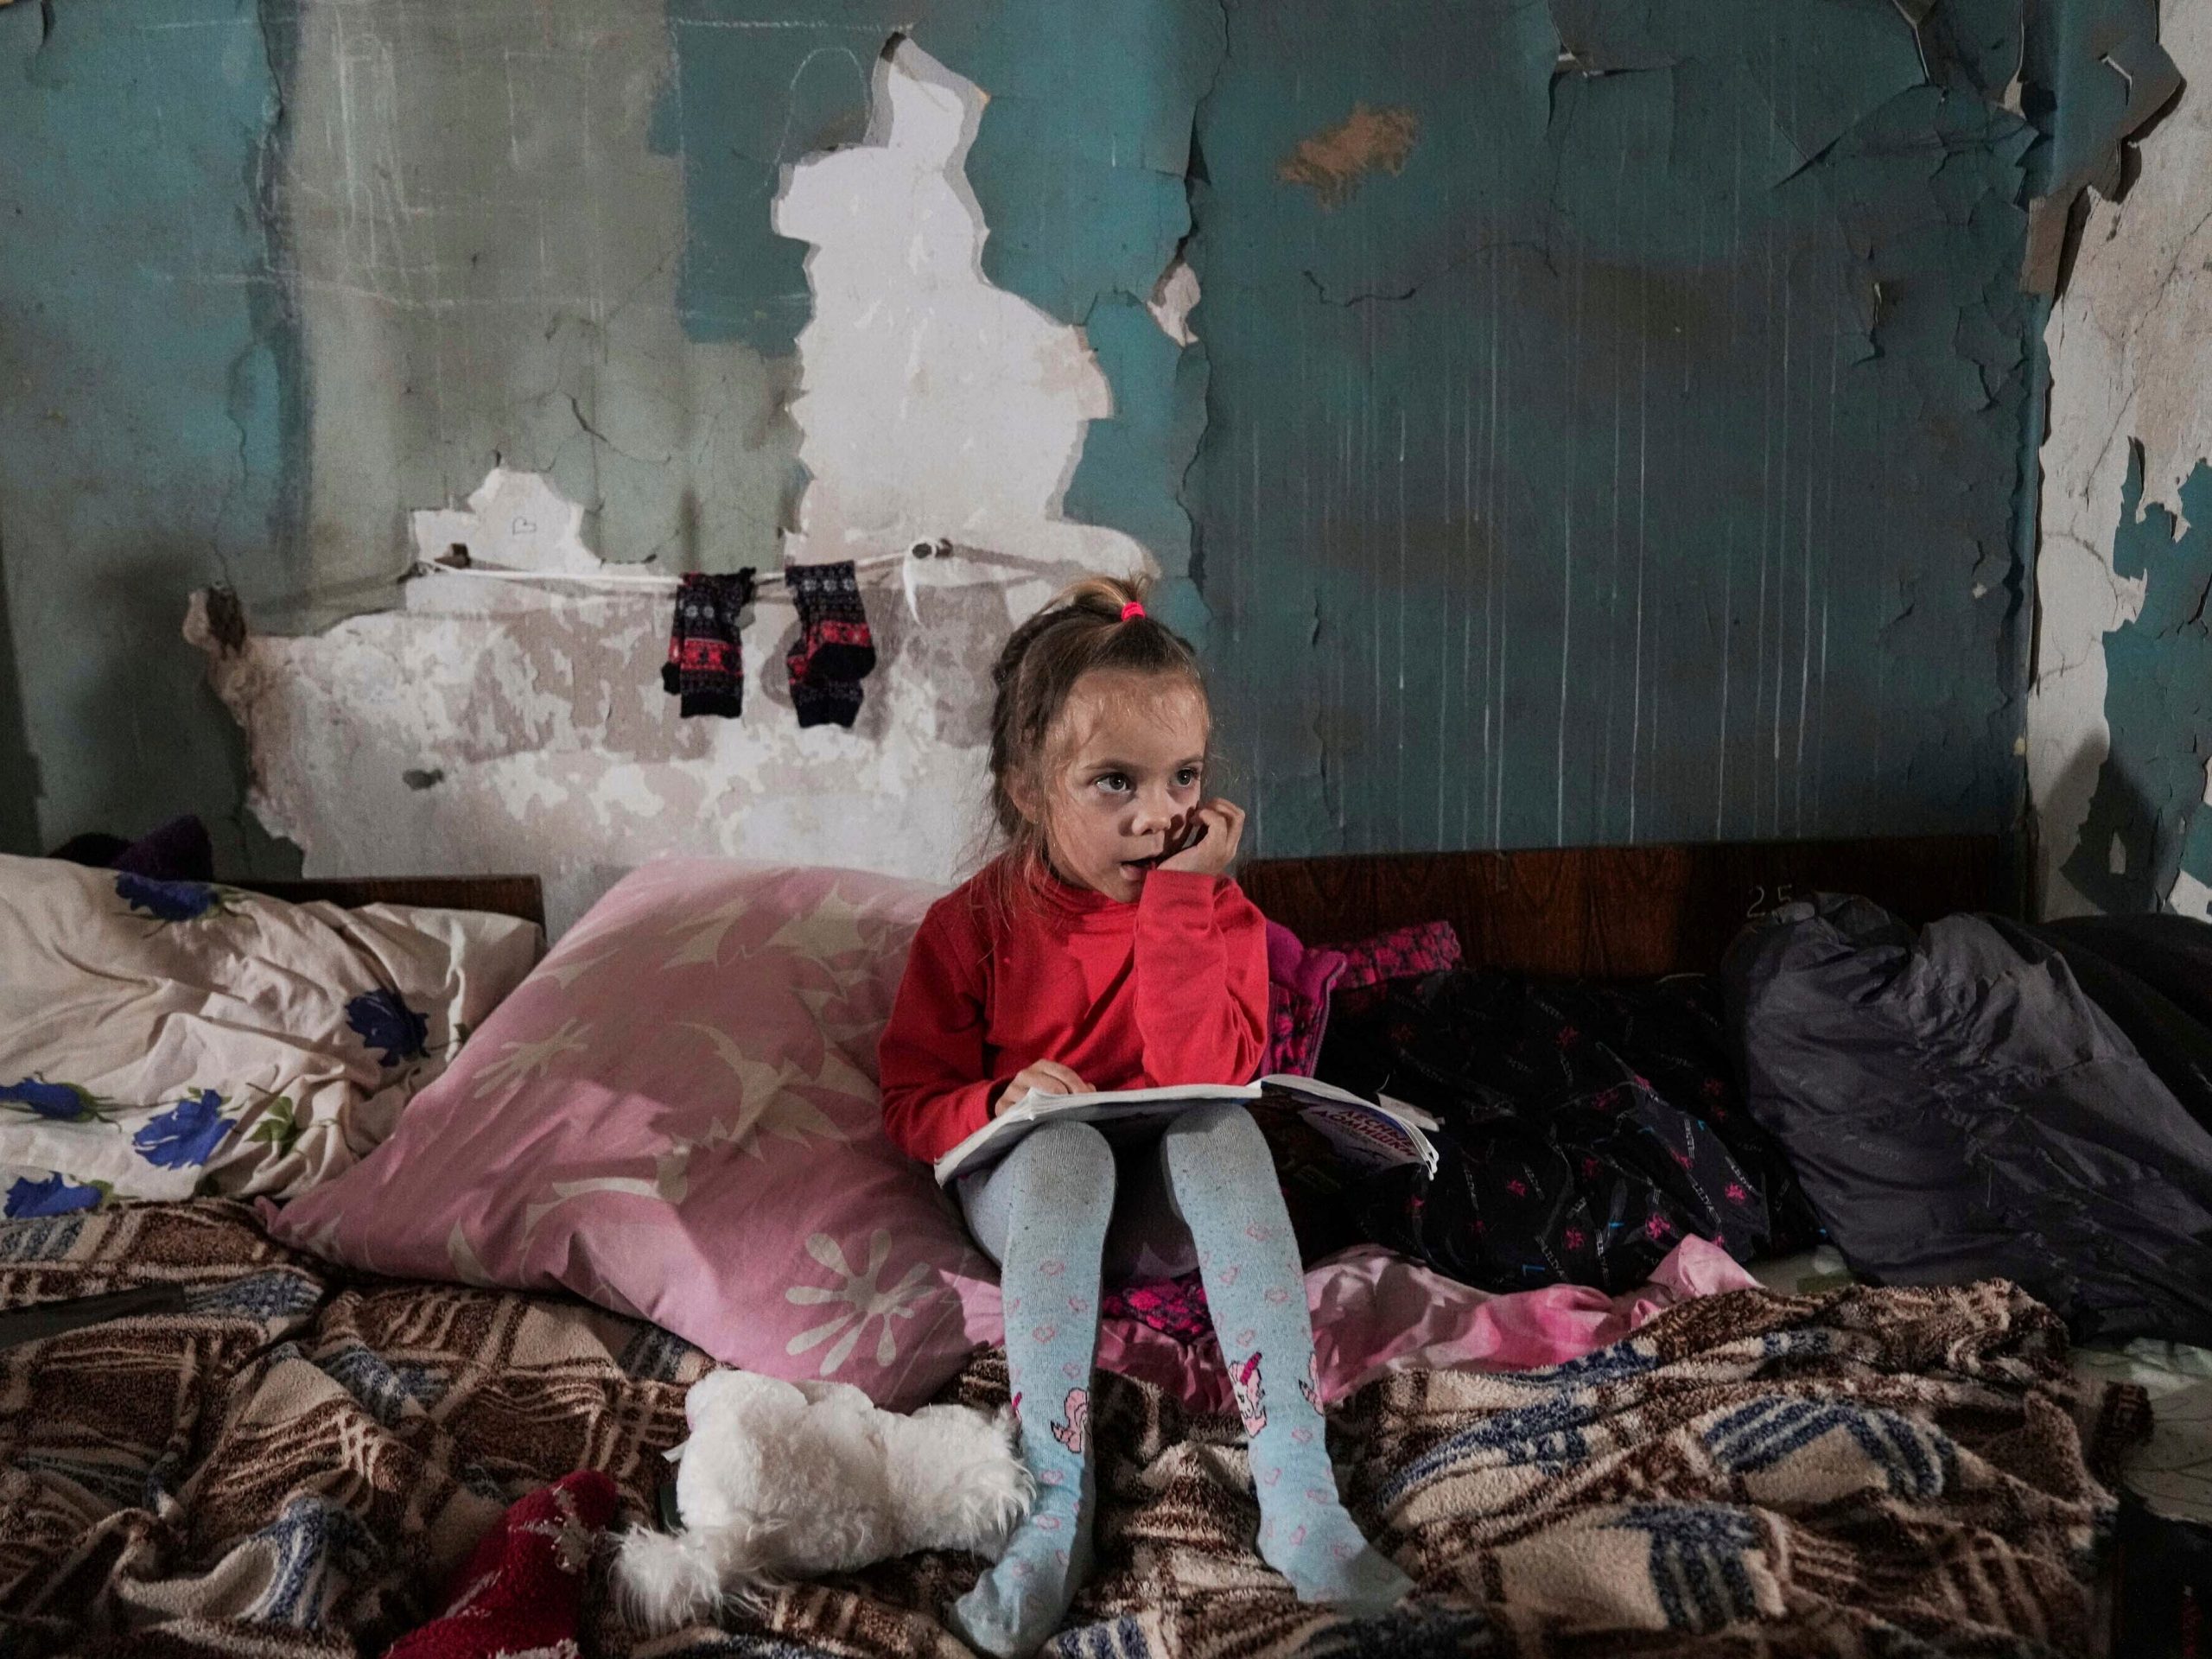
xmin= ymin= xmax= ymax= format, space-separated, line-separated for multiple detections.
xmin=235 ymin=876 xmax=547 ymax=932
xmin=1238 ymin=835 xmax=2015 ymax=979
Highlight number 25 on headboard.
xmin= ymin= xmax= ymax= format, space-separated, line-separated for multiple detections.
xmin=1743 ymin=882 xmax=1796 ymax=920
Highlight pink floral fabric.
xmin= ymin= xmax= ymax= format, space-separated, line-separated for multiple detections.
xmin=1335 ymin=918 xmax=1463 ymax=990
xmin=1100 ymin=1273 xmax=1211 ymax=1343
xmin=1263 ymin=921 xmax=1348 ymax=1077
xmin=1091 ymin=1236 xmax=1757 ymax=1413
xmin=266 ymin=861 xmax=998 ymax=1411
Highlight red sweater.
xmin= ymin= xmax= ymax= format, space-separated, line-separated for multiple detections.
xmin=877 ymin=864 xmax=1269 ymax=1164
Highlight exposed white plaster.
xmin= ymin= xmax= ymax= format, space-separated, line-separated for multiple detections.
xmin=774 ymin=41 xmax=1147 ymax=582
xmin=2171 ymin=869 xmax=2212 ymax=923
xmin=1147 ymin=255 xmax=1201 ymax=347
xmin=411 ymin=468 xmax=607 ymax=578
xmin=2028 ymin=2 xmax=2212 ymax=916
xmin=203 ymin=42 xmax=1152 ymax=934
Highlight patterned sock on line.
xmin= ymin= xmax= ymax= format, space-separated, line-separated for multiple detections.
xmin=790 ymin=559 xmax=878 ymax=681
xmin=949 ymin=1122 xmax=1117 ymax=1658
xmin=662 ymin=569 xmax=757 ymax=718
xmin=786 ymin=642 xmax=866 ymax=729
xmin=1160 ymin=1103 xmax=1414 ymax=1612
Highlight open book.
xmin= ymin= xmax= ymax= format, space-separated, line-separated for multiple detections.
xmin=932 ymin=1073 xmax=1440 ymax=1187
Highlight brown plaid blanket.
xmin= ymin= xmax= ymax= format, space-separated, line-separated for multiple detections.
xmin=0 ymin=1202 xmax=2145 ymax=1657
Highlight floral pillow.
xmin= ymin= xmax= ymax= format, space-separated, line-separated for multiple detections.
xmin=0 ymin=855 xmax=542 ymax=1213
xmin=264 ymin=861 xmax=999 ymax=1412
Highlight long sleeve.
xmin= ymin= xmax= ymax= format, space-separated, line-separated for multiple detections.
xmin=877 ymin=901 xmax=1000 ymax=1165
xmin=1130 ymin=871 xmax=1268 ymax=1087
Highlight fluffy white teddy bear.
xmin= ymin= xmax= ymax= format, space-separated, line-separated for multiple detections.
xmin=615 ymin=1369 xmax=1032 ymax=1630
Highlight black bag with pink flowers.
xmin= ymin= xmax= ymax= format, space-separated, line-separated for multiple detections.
xmin=1317 ymin=966 xmax=1815 ymax=1295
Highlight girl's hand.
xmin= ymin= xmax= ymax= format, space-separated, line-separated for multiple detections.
xmin=1159 ymin=798 xmax=1244 ymax=878
xmin=995 ymin=1060 xmax=1090 ymax=1116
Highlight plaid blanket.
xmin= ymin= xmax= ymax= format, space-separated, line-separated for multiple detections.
xmin=0 ymin=1203 xmax=2145 ymax=1657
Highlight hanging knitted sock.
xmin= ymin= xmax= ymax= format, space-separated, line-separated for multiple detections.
xmin=786 ymin=642 xmax=866 ymax=729
xmin=662 ymin=569 xmax=755 ymax=718
xmin=1160 ymin=1103 xmax=1414 ymax=1613
xmin=385 ymin=1470 xmax=619 ymax=1659
xmin=790 ymin=560 xmax=877 ymax=681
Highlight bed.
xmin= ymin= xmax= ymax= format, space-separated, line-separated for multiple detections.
xmin=0 ymin=836 xmax=2178 ymax=1658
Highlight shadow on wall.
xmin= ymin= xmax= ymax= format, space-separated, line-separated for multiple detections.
xmin=74 ymin=551 xmax=302 ymax=879
xmin=0 ymin=528 xmax=39 ymax=855
xmin=2061 ymin=452 xmax=2212 ymax=916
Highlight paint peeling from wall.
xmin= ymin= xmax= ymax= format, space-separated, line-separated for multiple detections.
xmin=0 ymin=0 xmax=298 ymax=868
xmin=1193 ymin=0 xmax=2037 ymax=858
xmin=2018 ymin=0 xmax=2181 ymax=294
xmin=194 ymin=45 xmax=1147 ymax=931
xmin=2028 ymin=0 xmax=2211 ymax=916
xmin=2056 ymin=451 xmax=2212 ymax=914
xmin=1275 ymin=105 xmax=1421 ymax=208
xmin=1147 ymin=256 xmax=1201 ymax=348
xmin=913 ymin=1 xmax=1222 ymax=633
xmin=270 ymin=0 xmax=800 ymax=595
xmin=6 ymin=0 xmax=2167 ymax=890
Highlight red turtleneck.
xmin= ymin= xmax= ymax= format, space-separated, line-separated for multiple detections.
xmin=876 ymin=864 xmax=1268 ymax=1165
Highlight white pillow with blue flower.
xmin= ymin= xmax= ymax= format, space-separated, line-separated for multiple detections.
xmin=0 ymin=857 xmax=541 ymax=1210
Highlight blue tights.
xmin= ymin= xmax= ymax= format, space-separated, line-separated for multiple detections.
xmin=949 ymin=1104 xmax=1411 ymax=1656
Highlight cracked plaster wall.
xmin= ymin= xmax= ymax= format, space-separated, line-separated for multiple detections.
xmin=197 ymin=41 xmax=1153 ymax=932
xmin=2 ymin=0 xmax=2155 ymax=904
xmin=2028 ymin=0 xmax=2212 ymax=918
xmin=0 ymin=0 xmax=296 ymax=868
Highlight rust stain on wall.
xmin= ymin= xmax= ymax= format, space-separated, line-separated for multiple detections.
xmin=1275 ymin=103 xmax=1420 ymax=207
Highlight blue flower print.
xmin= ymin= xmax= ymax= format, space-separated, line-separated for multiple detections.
xmin=4 ymin=1174 xmax=103 ymax=1218
xmin=134 ymin=1090 xmax=237 ymax=1170
xmin=115 ymin=874 xmax=234 ymax=924
xmin=346 ymin=989 xmax=429 ymax=1068
xmin=0 ymin=1077 xmax=105 ymax=1122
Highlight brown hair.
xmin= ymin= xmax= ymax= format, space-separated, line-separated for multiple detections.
xmin=983 ymin=574 xmax=1209 ymax=905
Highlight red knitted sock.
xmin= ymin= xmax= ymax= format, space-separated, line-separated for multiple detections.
xmin=385 ymin=1471 xmax=619 ymax=1659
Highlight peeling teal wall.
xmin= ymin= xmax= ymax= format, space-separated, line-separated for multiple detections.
xmin=658 ymin=1 xmax=1219 ymax=602
xmin=2063 ymin=447 xmax=2212 ymax=912
xmin=0 ymin=0 xmax=298 ymax=868
xmin=1190 ymin=0 xmax=2040 ymax=855
xmin=0 ymin=0 xmax=2152 ymax=869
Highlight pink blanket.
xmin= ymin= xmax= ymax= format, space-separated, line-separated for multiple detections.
xmin=959 ymin=1236 xmax=1758 ymax=1412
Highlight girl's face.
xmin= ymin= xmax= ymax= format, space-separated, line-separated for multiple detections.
xmin=1023 ymin=669 xmax=1209 ymax=904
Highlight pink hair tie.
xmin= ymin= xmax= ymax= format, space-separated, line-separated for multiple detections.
xmin=1120 ymin=601 xmax=1146 ymax=622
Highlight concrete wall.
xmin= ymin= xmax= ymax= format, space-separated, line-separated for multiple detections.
xmin=192 ymin=36 xmax=1157 ymax=931
xmin=1196 ymin=1 xmax=2054 ymax=854
xmin=2 ymin=0 xmax=2164 ymax=929
xmin=0 ymin=0 xmax=298 ymax=870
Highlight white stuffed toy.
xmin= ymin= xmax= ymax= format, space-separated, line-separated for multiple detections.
xmin=615 ymin=1369 xmax=1032 ymax=1630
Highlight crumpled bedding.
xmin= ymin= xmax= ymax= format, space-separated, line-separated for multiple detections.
xmin=1319 ymin=966 xmax=1819 ymax=1295
xmin=0 ymin=855 xmax=539 ymax=1206
xmin=1092 ymin=1236 xmax=1758 ymax=1415
xmin=0 ymin=1200 xmax=2143 ymax=1657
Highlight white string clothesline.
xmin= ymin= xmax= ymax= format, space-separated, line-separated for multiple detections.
xmin=407 ymin=542 xmax=949 ymax=618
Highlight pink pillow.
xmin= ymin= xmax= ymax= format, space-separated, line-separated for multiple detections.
xmin=265 ymin=861 xmax=998 ymax=1410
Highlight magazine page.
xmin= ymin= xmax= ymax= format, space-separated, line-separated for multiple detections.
xmin=931 ymin=1084 xmax=1257 ymax=1185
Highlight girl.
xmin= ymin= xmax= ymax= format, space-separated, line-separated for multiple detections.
xmin=879 ymin=577 xmax=1412 ymax=1656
